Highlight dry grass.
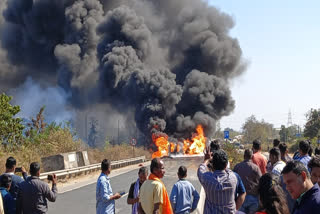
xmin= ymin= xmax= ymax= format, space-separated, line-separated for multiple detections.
xmin=88 ymin=144 xmax=152 ymax=164
xmin=0 ymin=127 xmax=84 ymax=173
xmin=0 ymin=140 xmax=152 ymax=173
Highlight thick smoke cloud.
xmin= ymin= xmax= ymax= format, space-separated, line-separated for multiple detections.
xmin=0 ymin=0 xmax=246 ymax=144
xmin=0 ymin=0 xmax=17 ymax=91
xmin=10 ymin=78 xmax=75 ymax=124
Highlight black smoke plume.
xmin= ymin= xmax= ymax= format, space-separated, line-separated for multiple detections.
xmin=0 ymin=0 xmax=246 ymax=145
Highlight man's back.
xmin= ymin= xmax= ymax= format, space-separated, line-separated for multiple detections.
xmin=139 ymin=179 xmax=163 ymax=214
xmin=233 ymin=160 xmax=261 ymax=196
xmin=198 ymin=164 xmax=237 ymax=214
xmin=271 ymin=160 xmax=286 ymax=176
xmin=252 ymin=152 xmax=267 ymax=174
xmin=294 ymin=155 xmax=311 ymax=169
xmin=17 ymin=176 xmax=57 ymax=214
xmin=170 ymin=179 xmax=200 ymax=214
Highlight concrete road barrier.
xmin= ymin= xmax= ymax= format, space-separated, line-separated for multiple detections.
xmin=39 ymin=156 xmax=145 ymax=180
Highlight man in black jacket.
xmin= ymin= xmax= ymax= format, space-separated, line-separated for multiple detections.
xmin=17 ymin=162 xmax=57 ymax=214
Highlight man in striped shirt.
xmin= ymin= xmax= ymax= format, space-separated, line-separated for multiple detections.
xmin=198 ymin=149 xmax=237 ymax=214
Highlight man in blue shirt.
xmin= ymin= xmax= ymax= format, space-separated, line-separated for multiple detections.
xmin=282 ymin=161 xmax=320 ymax=214
xmin=0 ymin=174 xmax=15 ymax=214
xmin=96 ymin=159 xmax=122 ymax=214
xmin=293 ymin=141 xmax=311 ymax=170
xmin=233 ymin=172 xmax=246 ymax=210
xmin=170 ymin=166 xmax=200 ymax=214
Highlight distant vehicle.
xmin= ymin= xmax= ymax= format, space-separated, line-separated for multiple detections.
xmin=233 ymin=141 xmax=244 ymax=149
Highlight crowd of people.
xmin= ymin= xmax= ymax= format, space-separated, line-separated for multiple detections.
xmin=96 ymin=139 xmax=320 ymax=214
xmin=0 ymin=157 xmax=57 ymax=214
xmin=1 ymin=138 xmax=320 ymax=214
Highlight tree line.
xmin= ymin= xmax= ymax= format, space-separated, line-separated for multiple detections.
xmin=215 ymin=109 xmax=320 ymax=146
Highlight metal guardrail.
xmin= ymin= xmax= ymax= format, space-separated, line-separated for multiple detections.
xmin=39 ymin=156 xmax=146 ymax=180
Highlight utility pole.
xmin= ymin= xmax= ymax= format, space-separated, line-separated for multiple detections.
xmin=85 ymin=113 xmax=88 ymax=143
xmin=287 ymin=110 xmax=293 ymax=127
xmin=118 ymin=119 xmax=120 ymax=145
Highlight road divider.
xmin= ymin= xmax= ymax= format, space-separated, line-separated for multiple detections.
xmin=39 ymin=156 xmax=146 ymax=180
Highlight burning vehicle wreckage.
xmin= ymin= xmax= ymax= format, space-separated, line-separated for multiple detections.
xmin=0 ymin=0 xmax=246 ymax=153
xmin=151 ymin=125 xmax=207 ymax=159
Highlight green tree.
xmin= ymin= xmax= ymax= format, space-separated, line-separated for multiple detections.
xmin=0 ymin=93 xmax=24 ymax=146
xmin=87 ymin=117 xmax=104 ymax=148
xmin=25 ymin=106 xmax=47 ymax=138
xmin=88 ymin=118 xmax=98 ymax=147
xmin=279 ymin=124 xmax=301 ymax=142
xmin=279 ymin=125 xmax=289 ymax=142
xmin=242 ymin=115 xmax=274 ymax=144
xmin=304 ymin=108 xmax=320 ymax=139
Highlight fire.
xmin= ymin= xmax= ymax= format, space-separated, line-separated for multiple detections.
xmin=151 ymin=124 xmax=206 ymax=158
xmin=183 ymin=125 xmax=206 ymax=155
xmin=151 ymin=134 xmax=170 ymax=158
xmin=170 ymin=143 xmax=175 ymax=153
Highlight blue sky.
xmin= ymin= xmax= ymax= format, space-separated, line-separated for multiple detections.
xmin=207 ymin=0 xmax=320 ymax=131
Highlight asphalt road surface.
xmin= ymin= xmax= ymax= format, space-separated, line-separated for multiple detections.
xmin=48 ymin=156 xmax=203 ymax=214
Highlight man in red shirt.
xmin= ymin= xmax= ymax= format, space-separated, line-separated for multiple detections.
xmin=252 ymin=140 xmax=267 ymax=174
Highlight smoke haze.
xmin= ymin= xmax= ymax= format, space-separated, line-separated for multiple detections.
xmin=0 ymin=0 xmax=246 ymax=144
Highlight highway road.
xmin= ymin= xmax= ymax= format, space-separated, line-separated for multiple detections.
xmin=48 ymin=156 xmax=203 ymax=214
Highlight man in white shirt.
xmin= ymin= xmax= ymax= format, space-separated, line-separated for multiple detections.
xmin=269 ymin=148 xmax=286 ymax=176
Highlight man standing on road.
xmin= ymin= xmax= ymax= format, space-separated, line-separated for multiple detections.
xmin=273 ymin=139 xmax=280 ymax=148
xmin=96 ymin=159 xmax=122 ymax=214
xmin=17 ymin=162 xmax=57 ymax=214
xmin=279 ymin=143 xmax=292 ymax=163
xmin=233 ymin=149 xmax=261 ymax=214
xmin=266 ymin=139 xmax=281 ymax=172
xmin=139 ymin=158 xmax=172 ymax=214
xmin=293 ymin=140 xmax=311 ymax=169
xmin=252 ymin=140 xmax=267 ymax=174
xmin=269 ymin=147 xmax=286 ymax=176
xmin=282 ymin=161 xmax=320 ymax=213
xmin=127 ymin=167 xmax=148 ymax=214
xmin=170 ymin=166 xmax=200 ymax=214
xmin=198 ymin=149 xmax=237 ymax=213
xmin=0 ymin=157 xmax=27 ymax=201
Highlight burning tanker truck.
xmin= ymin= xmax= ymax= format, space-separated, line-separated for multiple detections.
xmin=0 ymin=0 xmax=246 ymax=155
xmin=152 ymin=125 xmax=207 ymax=158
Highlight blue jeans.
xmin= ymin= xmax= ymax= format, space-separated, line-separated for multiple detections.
xmin=239 ymin=194 xmax=259 ymax=214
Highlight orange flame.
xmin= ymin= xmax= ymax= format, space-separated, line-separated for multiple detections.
xmin=183 ymin=125 xmax=206 ymax=154
xmin=151 ymin=134 xmax=170 ymax=158
xmin=170 ymin=143 xmax=175 ymax=153
xmin=151 ymin=124 xmax=206 ymax=158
